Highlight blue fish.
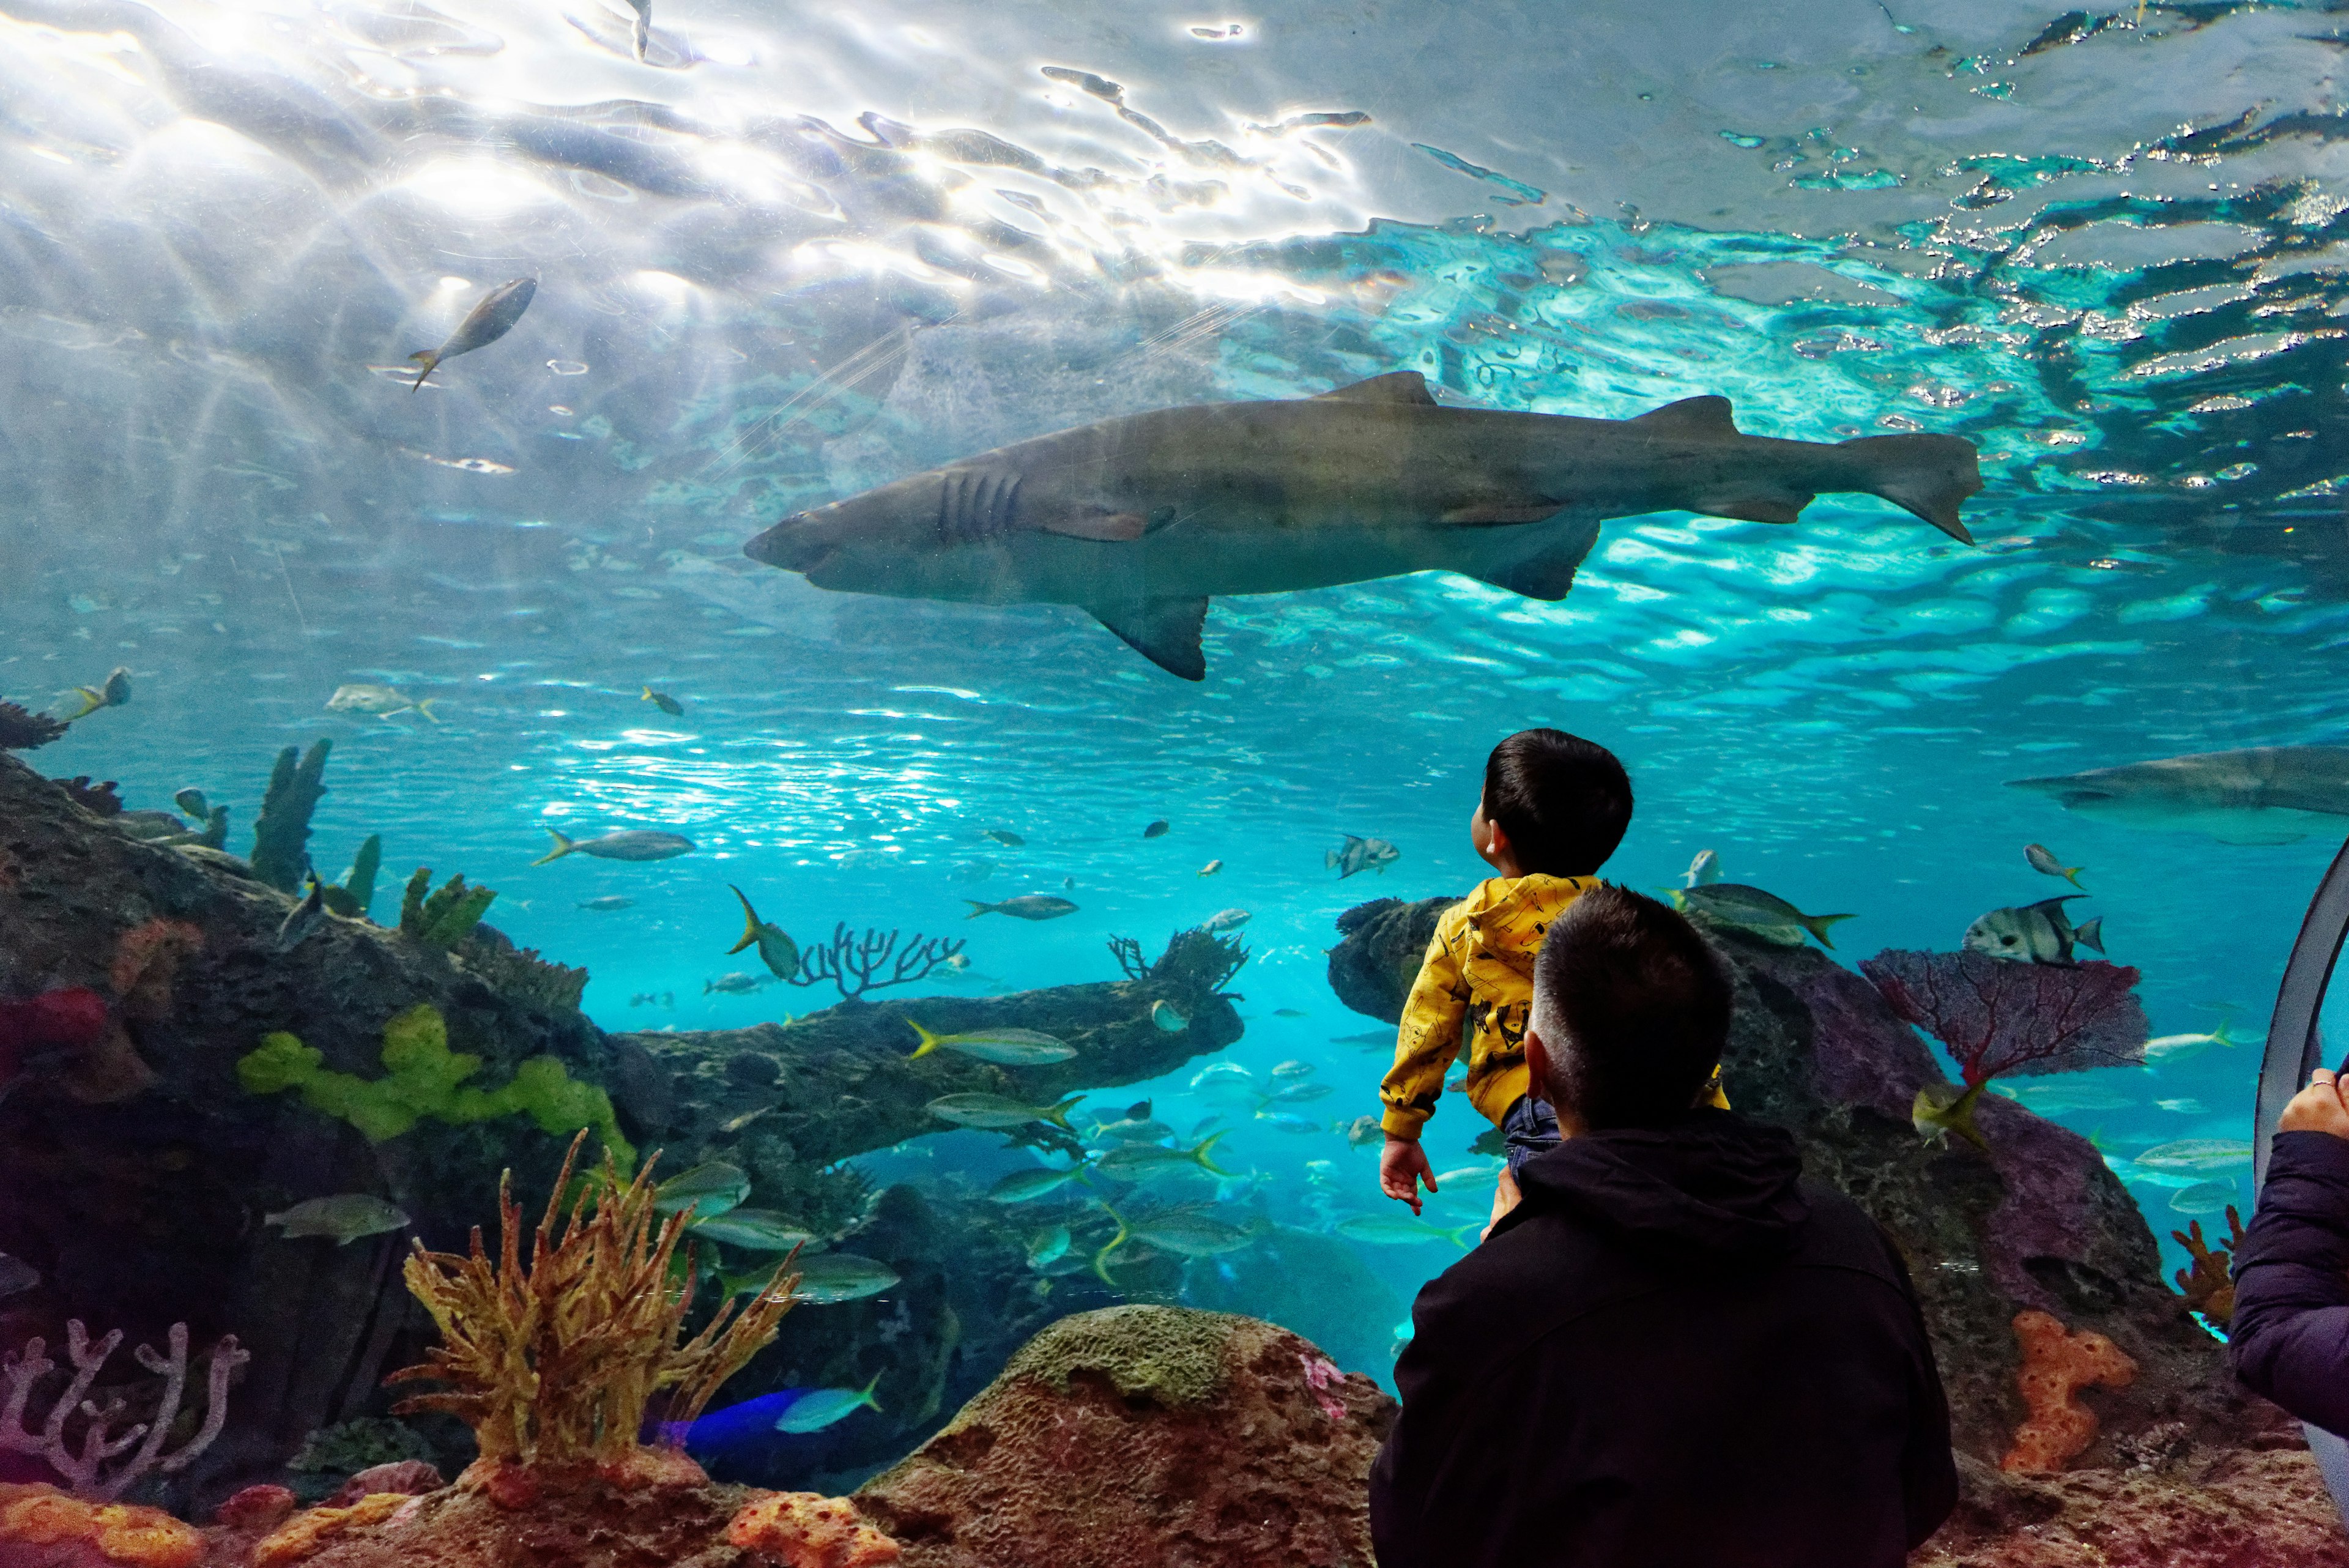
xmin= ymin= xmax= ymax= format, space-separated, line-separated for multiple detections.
xmin=657 ymin=1388 xmax=814 ymax=1458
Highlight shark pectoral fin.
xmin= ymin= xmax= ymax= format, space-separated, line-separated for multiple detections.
xmin=1468 ymin=525 xmax=1598 ymax=601
xmin=1691 ymin=488 xmax=1814 ymax=525
xmin=1088 ymin=597 xmax=1210 ymax=681
xmin=1041 ymin=510 xmax=1149 ymax=543
xmin=1631 ymin=395 xmax=1738 ymax=434
xmin=1439 ymin=498 xmax=1565 ymax=526
xmin=1313 ymin=371 xmax=1439 ymax=406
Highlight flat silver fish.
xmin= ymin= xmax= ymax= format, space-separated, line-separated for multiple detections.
xmin=1328 ymin=834 xmax=1400 ymax=879
xmin=534 ymin=828 xmax=696 ymax=864
xmin=744 ymin=374 xmax=1980 ymax=679
xmin=1962 ymin=896 xmax=2103 ymax=965
xmin=964 ymin=894 xmax=1077 ymax=921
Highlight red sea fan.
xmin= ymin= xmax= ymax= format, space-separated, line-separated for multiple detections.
xmin=0 ymin=701 xmax=65 ymax=750
xmin=1858 ymin=949 xmax=2149 ymax=1087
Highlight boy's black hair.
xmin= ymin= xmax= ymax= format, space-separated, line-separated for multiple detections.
xmin=1482 ymin=729 xmax=1633 ymax=877
xmin=1532 ymin=884 xmax=1731 ymax=1129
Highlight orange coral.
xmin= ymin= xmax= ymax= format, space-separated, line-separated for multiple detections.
xmin=0 ymin=1483 xmax=204 ymax=1568
xmin=108 ymin=920 xmax=202 ymax=1022
xmin=249 ymin=1492 xmax=411 ymax=1568
xmin=2171 ymin=1206 xmax=2247 ymax=1328
xmin=726 ymin=1493 xmax=902 ymax=1567
xmin=2001 ymin=1309 xmax=2139 ymax=1473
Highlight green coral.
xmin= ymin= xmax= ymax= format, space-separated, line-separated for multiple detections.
xmin=321 ymin=834 xmax=382 ymax=919
xmin=251 ymin=739 xmax=332 ymax=893
xmin=1000 ymin=1304 xmax=1238 ymax=1406
xmin=237 ymin=1002 xmax=634 ymax=1167
xmin=399 ymin=869 xmax=496 ymax=948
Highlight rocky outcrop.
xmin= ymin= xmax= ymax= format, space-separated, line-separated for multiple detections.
xmin=1324 ymin=891 xmax=2283 ymax=1468
xmin=855 ymin=1306 xmax=1394 ymax=1568
xmin=0 ymin=752 xmax=1244 ymax=1512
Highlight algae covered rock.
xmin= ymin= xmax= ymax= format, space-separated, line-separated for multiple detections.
xmin=856 ymin=1307 xmax=1395 ymax=1568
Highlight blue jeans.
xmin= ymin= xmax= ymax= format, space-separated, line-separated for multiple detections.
xmin=1502 ymin=1094 xmax=1559 ymax=1178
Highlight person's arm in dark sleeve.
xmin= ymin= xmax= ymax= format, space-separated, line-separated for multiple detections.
xmin=1872 ymin=1222 xmax=1958 ymax=1547
xmin=2232 ymin=1129 xmax=2349 ymax=1434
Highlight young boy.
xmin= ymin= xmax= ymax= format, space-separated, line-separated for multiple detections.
xmin=1376 ymin=728 xmax=1725 ymax=1225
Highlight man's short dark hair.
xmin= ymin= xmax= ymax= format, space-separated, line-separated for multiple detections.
xmin=1482 ymin=729 xmax=1633 ymax=877
xmin=1532 ymin=884 xmax=1731 ymax=1129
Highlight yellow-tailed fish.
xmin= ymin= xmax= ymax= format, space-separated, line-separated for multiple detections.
xmin=727 ymin=885 xmax=800 ymax=981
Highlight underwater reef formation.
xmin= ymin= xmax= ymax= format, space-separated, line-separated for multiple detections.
xmin=0 ymin=751 xmax=1244 ymax=1515
xmin=0 ymin=1482 xmax=207 ymax=1568
xmin=1326 ymin=894 xmax=2303 ymax=1545
xmin=2002 ymin=1310 xmax=2137 ymax=1473
xmin=0 ymin=1322 xmax=245 ymax=1501
xmin=855 ymin=1306 xmax=1393 ymax=1567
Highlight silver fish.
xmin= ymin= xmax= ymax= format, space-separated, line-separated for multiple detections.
xmin=534 ymin=828 xmax=696 ymax=864
xmin=1683 ymin=849 xmax=1723 ymax=888
xmin=790 ymin=1252 xmax=900 ymax=1305
xmin=266 ymin=1194 xmax=409 ymax=1245
xmin=275 ymin=877 xmax=329 ymax=953
xmin=1200 ymin=908 xmax=1252 ymax=934
xmin=704 ymin=972 xmax=763 ymax=995
xmin=1327 ymin=834 xmax=1400 ymax=879
xmin=327 ymin=683 xmax=437 ymax=721
xmin=906 ymin=1022 xmax=1075 ymax=1065
xmin=62 ymin=666 xmax=131 ymax=721
xmin=963 ymin=895 xmax=1077 ymax=921
xmin=1962 ymin=896 xmax=2104 ymax=965
xmin=1672 ymin=883 xmax=1852 ymax=947
xmin=743 ymin=374 xmax=1980 ymax=680
xmin=1150 ymin=1000 xmax=1188 ymax=1033
xmin=409 ymin=278 xmax=536 ymax=392
xmin=2008 ymin=747 xmax=2349 ymax=846
xmin=773 ymin=1374 xmax=883 ymax=1432
xmin=727 ymin=886 xmax=800 ymax=981
xmin=2024 ymin=843 xmax=2084 ymax=887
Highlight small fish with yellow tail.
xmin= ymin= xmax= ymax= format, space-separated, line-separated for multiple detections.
xmin=327 ymin=683 xmax=437 ymax=721
xmin=927 ymin=1091 xmax=1083 ymax=1131
xmin=726 ymin=886 xmax=800 ymax=981
xmin=773 ymin=1373 xmax=883 ymax=1433
xmin=905 ymin=1020 xmax=1075 ymax=1066
xmin=1912 ymin=1080 xmax=1991 ymax=1153
xmin=1198 ymin=859 xmax=1223 ymax=877
xmin=409 ymin=278 xmax=536 ymax=391
xmin=61 ymin=667 xmax=131 ymax=721
xmin=965 ymin=894 xmax=1077 ymax=921
xmin=642 ymin=687 xmax=684 ymax=716
xmin=2025 ymin=843 xmax=2085 ymax=887
xmin=1150 ymin=1000 xmax=1187 ymax=1033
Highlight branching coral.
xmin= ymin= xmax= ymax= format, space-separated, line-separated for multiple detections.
xmin=2170 ymin=1206 xmax=2247 ymax=1326
xmin=0 ymin=700 xmax=67 ymax=751
xmin=0 ymin=1322 xmax=247 ymax=1501
xmin=1108 ymin=931 xmax=1249 ymax=993
xmin=458 ymin=927 xmax=590 ymax=1013
xmin=384 ymin=1133 xmax=798 ymax=1468
xmin=399 ymin=870 xmax=497 ymax=949
xmin=786 ymin=924 xmax=966 ymax=1000
xmin=1859 ymin=949 xmax=2148 ymax=1087
xmin=2000 ymin=1308 xmax=2137 ymax=1473
xmin=251 ymin=741 xmax=332 ymax=893
xmin=237 ymin=1003 xmax=634 ymax=1166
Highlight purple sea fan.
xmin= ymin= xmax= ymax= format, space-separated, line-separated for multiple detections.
xmin=1857 ymin=949 xmax=2148 ymax=1088
xmin=0 ymin=701 xmax=65 ymax=751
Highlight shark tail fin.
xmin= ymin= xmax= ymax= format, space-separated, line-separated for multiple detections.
xmin=530 ymin=829 xmax=575 ymax=866
xmin=1836 ymin=433 xmax=1983 ymax=543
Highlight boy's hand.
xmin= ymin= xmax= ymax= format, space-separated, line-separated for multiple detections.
xmin=2282 ymin=1066 xmax=2349 ymax=1142
xmin=1381 ymin=1135 xmax=1437 ymax=1214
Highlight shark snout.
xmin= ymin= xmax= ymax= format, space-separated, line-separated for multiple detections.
xmin=744 ymin=511 xmax=834 ymax=572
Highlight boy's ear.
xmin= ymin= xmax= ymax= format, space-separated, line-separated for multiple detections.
xmin=1524 ymin=1027 xmax=1552 ymax=1093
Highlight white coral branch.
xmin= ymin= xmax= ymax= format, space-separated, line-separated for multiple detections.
xmin=0 ymin=1320 xmax=245 ymax=1500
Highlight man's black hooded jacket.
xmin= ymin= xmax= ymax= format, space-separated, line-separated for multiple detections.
xmin=1369 ymin=1109 xmax=1957 ymax=1567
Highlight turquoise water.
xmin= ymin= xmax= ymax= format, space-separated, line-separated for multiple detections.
xmin=7 ymin=0 xmax=2347 ymax=1389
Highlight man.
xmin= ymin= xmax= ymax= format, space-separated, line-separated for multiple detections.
xmin=2231 ymin=1062 xmax=2349 ymax=1432
xmin=1368 ymin=885 xmax=1956 ymax=1567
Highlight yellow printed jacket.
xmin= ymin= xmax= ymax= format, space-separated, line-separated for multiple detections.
xmin=1378 ymin=875 xmax=1728 ymax=1139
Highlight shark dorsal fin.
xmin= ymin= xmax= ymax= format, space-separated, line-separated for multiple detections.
xmin=1089 ymin=597 xmax=1210 ymax=682
xmin=1313 ymin=371 xmax=1438 ymax=407
xmin=1631 ymin=395 xmax=1738 ymax=434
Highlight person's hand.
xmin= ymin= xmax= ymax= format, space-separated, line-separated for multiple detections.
xmin=2282 ymin=1066 xmax=2349 ymax=1141
xmin=1381 ymin=1135 xmax=1436 ymax=1214
xmin=1482 ymin=1168 xmax=1521 ymax=1241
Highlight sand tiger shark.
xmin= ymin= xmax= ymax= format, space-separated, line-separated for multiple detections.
xmin=744 ymin=371 xmax=1982 ymax=679
xmin=2009 ymin=748 xmax=2349 ymax=845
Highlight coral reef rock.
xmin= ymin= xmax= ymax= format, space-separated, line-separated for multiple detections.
xmin=1915 ymin=1450 xmax=2349 ymax=1567
xmin=856 ymin=1306 xmax=1395 ymax=1568
xmin=2003 ymin=1310 xmax=2139 ymax=1473
xmin=727 ymin=1492 xmax=901 ymax=1566
xmin=0 ymin=1482 xmax=204 ymax=1568
xmin=0 ymin=751 xmax=1241 ymax=1512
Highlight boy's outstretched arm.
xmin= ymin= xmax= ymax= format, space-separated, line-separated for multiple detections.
xmin=1378 ymin=916 xmax=1471 ymax=1211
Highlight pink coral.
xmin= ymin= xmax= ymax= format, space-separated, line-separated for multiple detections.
xmin=726 ymin=1492 xmax=902 ymax=1567
xmin=2001 ymin=1309 xmax=2138 ymax=1473
xmin=0 ymin=1321 xmax=245 ymax=1501
xmin=1859 ymin=950 xmax=2148 ymax=1087
xmin=326 ymin=1460 xmax=442 ymax=1507
xmin=213 ymin=1484 xmax=297 ymax=1531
